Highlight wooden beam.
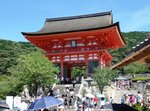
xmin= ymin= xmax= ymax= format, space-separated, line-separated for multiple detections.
xmin=111 ymin=45 xmax=150 ymax=69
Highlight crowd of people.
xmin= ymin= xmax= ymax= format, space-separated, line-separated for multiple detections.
xmin=47 ymin=85 xmax=112 ymax=111
xmin=121 ymin=91 xmax=143 ymax=106
xmin=58 ymin=87 xmax=74 ymax=109
xmin=52 ymin=86 xmax=78 ymax=110
xmin=116 ymin=80 xmax=131 ymax=90
xmin=76 ymin=96 xmax=106 ymax=111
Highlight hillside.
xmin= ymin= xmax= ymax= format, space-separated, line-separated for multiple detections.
xmin=0 ymin=39 xmax=39 ymax=75
xmin=110 ymin=31 xmax=148 ymax=64
xmin=0 ymin=31 xmax=149 ymax=75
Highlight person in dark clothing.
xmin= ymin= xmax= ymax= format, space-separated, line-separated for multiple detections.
xmin=72 ymin=80 xmax=76 ymax=88
xmin=50 ymin=89 xmax=54 ymax=96
xmin=47 ymin=86 xmax=54 ymax=96
xmin=68 ymin=96 xmax=73 ymax=108
xmin=64 ymin=95 xmax=68 ymax=109
xmin=43 ymin=108 xmax=49 ymax=111
xmin=129 ymin=81 xmax=132 ymax=89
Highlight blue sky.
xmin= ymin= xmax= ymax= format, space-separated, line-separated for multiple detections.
xmin=0 ymin=0 xmax=150 ymax=41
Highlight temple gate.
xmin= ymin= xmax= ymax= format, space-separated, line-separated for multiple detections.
xmin=22 ymin=11 xmax=125 ymax=81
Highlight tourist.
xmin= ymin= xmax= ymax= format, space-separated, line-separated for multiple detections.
xmin=60 ymin=77 xmax=64 ymax=84
xmin=63 ymin=88 xmax=67 ymax=96
xmin=137 ymin=91 xmax=143 ymax=106
xmin=121 ymin=94 xmax=126 ymax=104
xmin=72 ymin=80 xmax=76 ymax=88
xmin=77 ymin=97 xmax=82 ymax=107
xmin=69 ymin=89 xmax=74 ymax=98
xmin=49 ymin=86 xmax=54 ymax=96
xmin=30 ymin=94 xmax=35 ymax=102
xmin=129 ymin=94 xmax=135 ymax=106
xmin=89 ymin=98 xmax=94 ymax=109
xmin=64 ymin=95 xmax=68 ymax=109
xmin=93 ymin=96 xmax=98 ymax=108
xmin=58 ymin=95 xmax=64 ymax=104
xmin=66 ymin=87 xmax=70 ymax=96
xmin=82 ymin=97 xmax=89 ymax=110
xmin=77 ymin=105 xmax=82 ymax=111
xmin=53 ymin=106 xmax=58 ymax=111
xmin=109 ymin=97 xmax=113 ymax=103
xmin=66 ymin=77 xmax=69 ymax=84
xmin=55 ymin=89 xmax=60 ymax=97
xmin=99 ymin=97 xmax=105 ymax=108
xmin=58 ymin=105 xmax=64 ymax=111
xmin=68 ymin=96 xmax=73 ymax=109
xmin=129 ymin=81 xmax=132 ymax=89
xmin=43 ymin=108 xmax=49 ymax=111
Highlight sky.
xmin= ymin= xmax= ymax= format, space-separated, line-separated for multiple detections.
xmin=0 ymin=0 xmax=150 ymax=42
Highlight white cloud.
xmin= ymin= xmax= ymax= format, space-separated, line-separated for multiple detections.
xmin=123 ymin=6 xmax=150 ymax=31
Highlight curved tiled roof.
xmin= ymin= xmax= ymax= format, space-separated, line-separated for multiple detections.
xmin=127 ymin=37 xmax=150 ymax=55
xmin=111 ymin=37 xmax=150 ymax=69
xmin=22 ymin=11 xmax=113 ymax=36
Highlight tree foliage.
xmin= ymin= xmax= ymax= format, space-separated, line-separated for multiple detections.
xmin=110 ymin=31 xmax=148 ymax=64
xmin=0 ymin=39 xmax=39 ymax=75
xmin=8 ymin=52 xmax=59 ymax=96
xmin=71 ymin=66 xmax=86 ymax=79
xmin=93 ymin=67 xmax=117 ymax=93
xmin=123 ymin=62 xmax=149 ymax=77
xmin=0 ymin=75 xmax=17 ymax=98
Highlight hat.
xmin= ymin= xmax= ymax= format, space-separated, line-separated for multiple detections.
xmin=78 ymin=105 xmax=82 ymax=107
xmin=58 ymin=105 xmax=64 ymax=109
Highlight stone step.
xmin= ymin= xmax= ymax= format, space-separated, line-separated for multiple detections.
xmin=53 ymin=84 xmax=80 ymax=95
xmin=53 ymin=84 xmax=81 ymax=105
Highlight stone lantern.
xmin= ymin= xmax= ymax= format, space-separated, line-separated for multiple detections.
xmin=84 ymin=76 xmax=93 ymax=87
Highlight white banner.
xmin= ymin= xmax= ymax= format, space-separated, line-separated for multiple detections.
xmin=6 ymin=96 xmax=13 ymax=109
xmin=14 ymin=96 xmax=21 ymax=108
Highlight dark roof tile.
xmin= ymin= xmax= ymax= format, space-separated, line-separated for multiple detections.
xmin=22 ymin=11 xmax=113 ymax=35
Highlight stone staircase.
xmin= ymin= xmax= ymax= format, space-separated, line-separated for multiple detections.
xmin=103 ymin=85 xmax=116 ymax=101
xmin=53 ymin=84 xmax=80 ymax=96
xmin=53 ymin=84 xmax=81 ymax=108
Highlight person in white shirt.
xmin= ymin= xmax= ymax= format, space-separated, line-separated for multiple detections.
xmin=137 ymin=91 xmax=143 ymax=105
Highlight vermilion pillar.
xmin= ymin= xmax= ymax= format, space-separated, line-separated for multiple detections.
xmin=60 ymin=55 xmax=64 ymax=77
xmin=100 ymin=57 xmax=103 ymax=68
xmin=98 ymin=51 xmax=102 ymax=68
xmin=85 ymin=53 xmax=88 ymax=77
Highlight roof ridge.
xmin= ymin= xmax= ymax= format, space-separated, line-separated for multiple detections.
xmin=127 ymin=36 xmax=150 ymax=55
xmin=21 ymin=22 xmax=119 ymax=36
xmin=46 ymin=11 xmax=112 ymax=22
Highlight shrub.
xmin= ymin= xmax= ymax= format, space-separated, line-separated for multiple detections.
xmin=132 ymin=77 xmax=149 ymax=82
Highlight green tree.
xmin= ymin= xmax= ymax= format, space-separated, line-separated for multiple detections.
xmin=0 ymin=39 xmax=38 ymax=75
xmin=110 ymin=31 xmax=148 ymax=64
xmin=123 ymin=62 xmax=149 ymax=77
xmin=71 ymin=66 xmax=86 ymax=79
xmin=93 ymin=67 xmax=116 ymax=93
xmin=8 ymin=51 xmax=59 ymax=96
xmin=0 ymin=75 xmax=16 ymax=99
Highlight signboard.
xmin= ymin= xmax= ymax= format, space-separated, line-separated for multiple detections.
xmin=6 ymin=96 xmax=13 ymax=109
xmin=14 ymin=96 xmax=21 ymax=108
